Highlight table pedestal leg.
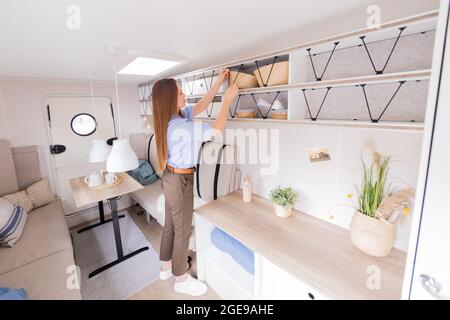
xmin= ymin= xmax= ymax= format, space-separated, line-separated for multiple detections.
xmin=77 ymin=201 xmax=125 ymax=234
xmin=88 ymin=197 xmax=149 ymax=278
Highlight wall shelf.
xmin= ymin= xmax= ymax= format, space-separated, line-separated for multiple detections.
xmin=183 ymin=69 xmax=431 ymax=99
xmin=195 ymin=117 xmax=424 ymax=131
xmin=138 ymin=10 xmax=438 ymax=85
xmin=139 ymin=10 xmax=436 ymax=126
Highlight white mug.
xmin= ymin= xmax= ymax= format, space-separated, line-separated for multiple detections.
xmin=105 ymin=172 xmax=118 ymax=185
xmin=84 ymin=172 xmax=104 ymax=187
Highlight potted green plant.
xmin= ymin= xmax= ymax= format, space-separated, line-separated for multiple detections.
xmin=349 ymin=150 xmax=413 ymax=257
xmin=270 ymin=186 xmax=297 ymax=218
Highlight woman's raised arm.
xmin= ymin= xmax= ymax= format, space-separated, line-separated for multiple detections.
xmin=193 ymin=69 xmax=230 ymax=116
xmin=212 ymin=84 xmax=239 ymax=132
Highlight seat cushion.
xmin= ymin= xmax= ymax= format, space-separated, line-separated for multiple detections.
xmin=131 ymin=180 xmax=209 ymax=227
xmin=2 ymin=191 xmax=34 ymax=214
xmin=0 ymin=248 xmax=81 ymax=300
xmin=26 ymin=178 xmax=56 ymax=209
xmin=0 ymin=200 xmax=28 ymax=248
xmin=131 ymin=180 xmax=165 ymax=225
xmin=0 ymin=201 xmax=72 ymax=275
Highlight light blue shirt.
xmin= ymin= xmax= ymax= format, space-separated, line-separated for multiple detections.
xmin=167 ymin=105 xmax=213 ymax=169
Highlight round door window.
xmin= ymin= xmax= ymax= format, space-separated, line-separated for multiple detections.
xmin=70 ymin=113 xmax=97 ymax=136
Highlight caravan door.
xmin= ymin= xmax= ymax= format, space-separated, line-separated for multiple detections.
xmin=404 ymin=1 xmax=450 ymax=300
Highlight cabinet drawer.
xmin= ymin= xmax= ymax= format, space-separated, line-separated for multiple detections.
xmin=260 ymin=258 xmax=328 ymax=300
xmin=203 ymin=257 xmax=253 ymax=300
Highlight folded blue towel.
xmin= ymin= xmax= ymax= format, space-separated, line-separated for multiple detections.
xmin=211 ymin=227 xmax=255 ymax=275
xmin=0 ymin=288 xmax=27 ymax=300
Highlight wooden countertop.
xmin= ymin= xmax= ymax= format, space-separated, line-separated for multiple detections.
xmin=70 ymin=172 xmax=143 ymax=208
xmin=194 ymin=191 xmax=406 ymax=300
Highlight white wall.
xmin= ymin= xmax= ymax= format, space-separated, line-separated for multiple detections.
xmin=224 ymin=121 xmax=422 ymax=252
xmin=216 ymin=1 xmax=436 ymax=253
xmin=211 ymin=0 xmax=440 ymax=70
xmin=0 ymin=78 xmax=147 ymax=226
xmin=0 ymin=79 xmax=144 ymax=146
xmin=0 ymin=86 xmax=9 ymax=140
xmin=215 ymin=0 xmax=438 ymax=253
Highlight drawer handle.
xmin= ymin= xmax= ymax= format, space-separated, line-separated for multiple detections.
xmin=308 ymin=292 xmax=315 ymax=300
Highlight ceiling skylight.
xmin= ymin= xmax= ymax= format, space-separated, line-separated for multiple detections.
xmin=118 ymin=57 xmax=180 ymax=76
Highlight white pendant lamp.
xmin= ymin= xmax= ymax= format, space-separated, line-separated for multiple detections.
xmin=106 ymin=50 xmax=139 ymax=172
xmin=89 ymin=139 xmax=111 ymax=163
xmin=106 ymin=138 xmax=139 ymax=172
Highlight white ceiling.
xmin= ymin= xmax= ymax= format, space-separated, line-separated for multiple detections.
xmin=0 ymin=0 xmax=375 ymax=83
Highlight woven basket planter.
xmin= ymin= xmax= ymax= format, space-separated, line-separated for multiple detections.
xmin=229 ymin=71 xmax=258 ymax=89
xmin=349 ymin=211 xmax=396 ymax=257
xmin=254 ymin=61 xmax=289 ymax=87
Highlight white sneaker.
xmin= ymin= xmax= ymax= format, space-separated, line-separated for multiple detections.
xmin=159 ymin=268 xmax=173 ymax=280
xmin=174 ymin=275 xmax=208 ymax=296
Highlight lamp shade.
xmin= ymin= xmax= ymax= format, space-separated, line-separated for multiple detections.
xmin=106 ymin=138 xmax=139 ymax=172
xmin=89 ymin=139 xmax=111 ymax=163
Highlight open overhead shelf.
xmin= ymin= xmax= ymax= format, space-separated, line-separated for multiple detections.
xmin=137 ymin=10 xmax=437 ymax=83
xmin=308 ymin=16 xmax=436 ymax=56
xmin=183 ymin=69 xmax=431 ymax=98
xmin=138 ymin=10 xmax=437 ymax=128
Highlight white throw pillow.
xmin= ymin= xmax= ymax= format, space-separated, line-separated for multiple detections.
xmin=2 ymin=191 xmax=34 ymax=214
xmin=0 ymin=198 xmax=28 ymax=247
xmin=26 ymin=178 xmax=56 ymax=209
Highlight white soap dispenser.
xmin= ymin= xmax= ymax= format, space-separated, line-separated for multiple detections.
xmin=242 ymin=175 xmax=252 ymax=203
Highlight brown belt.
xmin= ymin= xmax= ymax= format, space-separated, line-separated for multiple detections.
xmin=166 ymin=164 xmax=195 ymax=175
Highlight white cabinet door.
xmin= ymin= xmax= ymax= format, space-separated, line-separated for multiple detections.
xmin=260 ymin=258 xmax=327 ymax=300
xmin=405 ymin=1 xmax=450 ymax=300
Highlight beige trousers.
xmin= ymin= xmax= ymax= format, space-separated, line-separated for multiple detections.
xmin=159 ymin=169 xmax=194 ymax=276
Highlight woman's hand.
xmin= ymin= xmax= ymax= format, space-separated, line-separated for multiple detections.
xmin=223 ymin=84 xmax=239 ymax=106
xmin=218 ymin=68 xmax=230 ymax=84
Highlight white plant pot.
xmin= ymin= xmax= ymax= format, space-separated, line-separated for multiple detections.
xmin=274 ymin=204 xmax=292 ymax=218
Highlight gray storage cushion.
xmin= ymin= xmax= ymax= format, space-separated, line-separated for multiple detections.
xmin=11 ymin=145 xmax=42 ymax=190
xmin=129 ymin=132 xmax=149 ymax=160
xmin=0 ymin=140 xmax=19 ymax=196
xmin=195 ymin=142 xmax=237 ymax=202
xmin=129 ymin=132 xmax=162 ymax=178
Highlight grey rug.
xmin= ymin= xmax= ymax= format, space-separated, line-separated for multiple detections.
xmin=71 ymin=212 xmax=160 ymax=300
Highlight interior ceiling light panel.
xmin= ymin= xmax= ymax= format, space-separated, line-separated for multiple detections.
xmin=118 ymin=57 xmax=180 ymax=76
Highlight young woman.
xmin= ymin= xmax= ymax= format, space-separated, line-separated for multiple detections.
xmin=151 ymin=69 xmax=238 ymax=296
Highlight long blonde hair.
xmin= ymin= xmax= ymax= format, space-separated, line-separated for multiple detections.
xmin=151 ymin=78 xmax=179 ymax=172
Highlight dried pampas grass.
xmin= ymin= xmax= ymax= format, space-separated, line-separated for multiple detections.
xmin=375 ymin=188 xmax=415 ymax=223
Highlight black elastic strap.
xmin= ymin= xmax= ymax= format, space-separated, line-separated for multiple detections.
xmin=147 ymin=134 xmax=158 ymax=176
xmin=229 ymin=94 xmax=242 ymax=118
xmin=360 ymin=81 xmax=405 ymax=123
xmin=306 ymin=42 xmax=339 ymax=81
xmin=196 ymin=140 xmax=211 ymax=198
xmin=213 ymin=144 xmax=228 ymax=200
xmin=360 ymin=27 xmax=406 ymax=75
